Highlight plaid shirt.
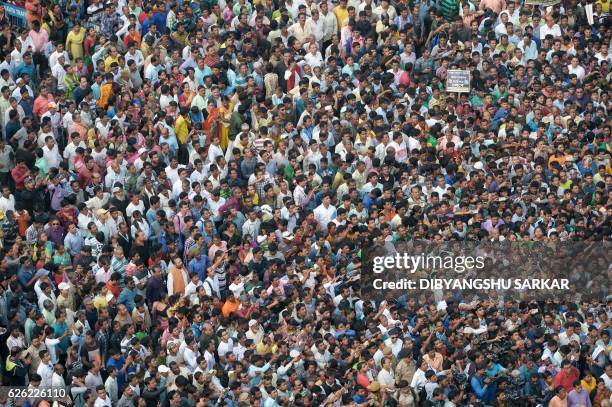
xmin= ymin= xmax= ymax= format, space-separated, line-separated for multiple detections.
xmin=254 ymin=179 xmax=270 ymax=201
xmin=100 ymin=12 xmax=122 ymax=38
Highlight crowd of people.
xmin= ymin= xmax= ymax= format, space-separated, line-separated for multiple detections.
xmin=0 ymin=0 xmax=610 ymax=405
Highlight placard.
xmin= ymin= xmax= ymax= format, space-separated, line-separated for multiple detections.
xmin=446 ymin=69 xmax=470 ymax=93
xmin=524 ymin=0 xmax=561 ymax=6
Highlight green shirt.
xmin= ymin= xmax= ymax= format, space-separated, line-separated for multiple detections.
xmin=284 ymin=164 xmax=295 ymax=184
xmin=437 ymin=0 xmax=458 ymax=20
xmin=35 ymin=157 xmax=48 ymax=178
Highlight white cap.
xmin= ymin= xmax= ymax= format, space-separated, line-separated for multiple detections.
xmin=158 ymin=365 xmax=169 ymax=373
xmin=282 ymin=231 xmax=294 ymax=240
xmin=58 ymin=282 xmax=70 ymax=290
xmin=473 ymin=161 xmax=484 ymax=170
xmin=248 ymin=319 xmax=257 ymax=327
xmin=256 ymin=235 xmax=267 ymax=244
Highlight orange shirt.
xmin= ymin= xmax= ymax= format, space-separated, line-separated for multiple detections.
xmin=98 ymin=83 xmax=113 ymax=108
xmin=16 ymin=210 xmax=30 ymax=237
xmin=221 ymin=298 xmax=239 ymax=317
xmin=124 ymin=32 xmax=141 ymax=47
xmin=107 ymin=281 xmax=121 ymax=298
xmin=548 ymin=154 xmax=568 ymax=169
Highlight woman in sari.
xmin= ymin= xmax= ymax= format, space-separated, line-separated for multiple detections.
xmin=82 ymin=28 xmax=97 ymax=70
xmin=65 ymin=23 xmax=85 ymax=59
xmin=203 ymin=99 xmax=220 ymax=144
xmin=218 ymin=95 xmax=233 ymax=151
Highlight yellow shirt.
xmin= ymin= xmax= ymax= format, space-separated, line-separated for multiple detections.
xmin=597 ymin=0 xmax=609 ymax=12
xmin=104 ymin=55 xmax=119 ymax=72
xmin=581 ymin=377 xmax=596 ymax=394
xmin=333 ymin=6 xmax=349 ymax=28
xmin=175 ymin=115 xmax=190 ymax=144
xmin=256 ymin=342 xmax=278 ymax=355
xmin=66 ymin=29 xmax=85 ymax=59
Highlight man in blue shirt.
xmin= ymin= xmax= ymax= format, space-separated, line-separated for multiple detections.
xmin=14 ymin=53 xmax=36 ymax=85
xmin=106 ymin=348 xmax=130 ymax=389
xmin=189 ymin=251 xmax=210 ymax=281
xmin=63 ymin=223 xmax=84 ymax=257
xmin=470 ymin=364 xmax=497 ymax=404
xmin=153 ymin=9 xmax=168 ymax=33
xmin=117 ymin=277 xmax=137 ymax=313
xmin=18 ymin=88 xmax=33 ymax=118
xmin=17 ymin=256 xmax=38 ymax=289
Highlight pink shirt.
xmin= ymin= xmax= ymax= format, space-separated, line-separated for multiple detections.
xmin=28 ymin=29 xmax=48 ymax=53
xmin=33 ymin=95 xmax=52 ymax=118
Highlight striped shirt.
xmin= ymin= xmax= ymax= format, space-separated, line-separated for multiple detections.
xmin=111 ymin=256 xmax=128 ymax=275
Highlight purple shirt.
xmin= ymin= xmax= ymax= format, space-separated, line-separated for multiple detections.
xmin=568 ymin=388 xmax=592 ymax=407
xmin=46 ymin=225 xmax=66 ymax=248
xmin=48 ymin=182 xmax=66 ymax=212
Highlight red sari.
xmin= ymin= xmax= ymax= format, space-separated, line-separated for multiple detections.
xmin=203 ymin=106 xmax=220 ymax=143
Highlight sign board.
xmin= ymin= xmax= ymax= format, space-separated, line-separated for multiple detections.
xmin=1 ymin=2 xmax=27 ymax=27
xmin=446 ymin=70 xmax=470 ymax=93
xmin=524 ymin=0 xmax=561 ymax=6
xmin=585 ymin=3 xmax=594 ymax=25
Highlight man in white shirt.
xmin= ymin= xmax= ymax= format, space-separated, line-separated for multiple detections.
xmin=93 ymin=385 xmax=112 ymax=407
xmin=63 ymin=132 xmax=86 ymax=170
xmin=124 ymin=43 xmax=144 ymax=69
xmin=203 ymin=268 xmax=220 ymax=298
xmin=320 ymin=2 xmax=337 ymax=43
xmin=567 ymin=56 xmax=586 ymax=80
xmin=313 ymin=193 xmax=337 ymax=233
xmin=601 ymin=364 xmax=612 ymax=391
xmin=183 ymin=340 xmax=200 ymax=372
xmin=308 ymin=8 xmax=326 ymax=42
xmin=410 ymin=360 xmax=429 ymax=390
xmin=388 ymin=132 xmax=408 ymax=162
xmin=383 ymin=328 xmax=404 ymax=357
xmin=36 ymin=350 xmax=54 ymax=387
xmin=40 ymin=104 xmax=61 ymax=134
xmin=518 ymin=34 xmax=538 ymax=62
xmin=242 ymin=210 xmax=261 ymax=239
xmin=17 ymin=31 xmax=34 ymax=55
xmin=377 ymin=357 xmax=396 ymax=390
xmin=104 ymin=369 xmax=118 ymax=405
xmin=10 ymin=41 xmax=23 ymax=70
xmin=51 ymin=56 xmax=68 ymax=91
xmin=144 ymin=56 xmax=160 ymax=85
xmin=245 ymin=320 xmax=264 ymax=344
xmin=207 ymin=136 xmax=224 ymax=166
xmin=216 ymin=329 xmax=234 ymax=363
xmin=539 ymin=15 xmax=562 ymax=38
xmin=51 ymin=363 xmax=66 ymax=388
xmin=289 ymin=13 xmax=314 ymax=44
xmin=43 ymin=325 xmax=65 ymax=365
xmin=0 ymin=186 xmax=15 ymax=213
xmin=184 ymin=272 xmax=203 ymax=304
xmin=558 ymin=323 xmax=581 ymax=346
xmin=48 ymin=43 xmax=71 ymax=71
